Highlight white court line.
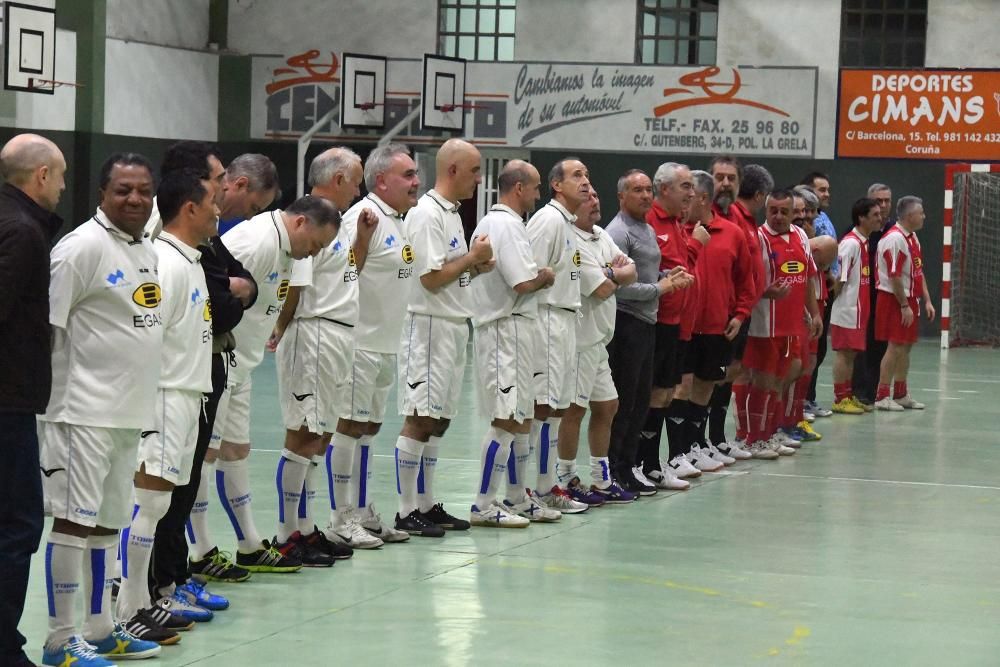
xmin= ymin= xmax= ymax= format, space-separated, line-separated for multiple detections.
xmin=759 ymin=472 xmax=1000 ymax=491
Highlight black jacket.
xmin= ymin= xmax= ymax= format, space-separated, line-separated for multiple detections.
xmin=199 ymin=235 xmax=257 ymax=350
xmin=0 ymin=183 xmax=62 ymax=413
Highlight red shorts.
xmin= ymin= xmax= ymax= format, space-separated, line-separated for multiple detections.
xmin=793 ymin=335 xmax=810 ymax=363
xmin=743 ymin=336 xmax=795 ymax=377
xmin=875 ymin=292 xmax=919 ymax=345
xmin=830 ymin=324 xmax=866 ymax=352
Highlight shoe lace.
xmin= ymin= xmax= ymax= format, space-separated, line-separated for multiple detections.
xmin=66 ymin=635 xmax=101 ymax=658
xmin=210 ymin=550 xmax=236 ymax=567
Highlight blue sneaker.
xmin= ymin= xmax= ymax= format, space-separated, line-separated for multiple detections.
xmin=161 ymin=591 xmax=213 ymax=622
xmin=90 ymin=626 xmax=161 ymax=660
xmin=592 ymin=481 xmax=638 ymax=504
xmin=779 ymin=427 xmax=803 ymax=441
xmin=176 ymin=579 xmax=230 ymax=611
xmin=42 ymin=635 xmax=113 ymax=666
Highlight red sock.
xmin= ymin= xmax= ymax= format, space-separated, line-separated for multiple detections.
xmin=794 ymin=376 xmax=809 ymax=421
xmin=834 ymin=381 xmax=852 ymax=402
xmin=876 ymin=383 xmax=890 ymax=401
xmin=781 ymin=384 xmax=797 ymax=429
xmin=767 ymin=392 xmax=783 ymax=438
xmin=893 ymin=381 xmax=907 ymax=399
xmin=733 ymin=383 xmax=749 ymax=440
xmin=746 ymin=386 xmax=768 ymax=444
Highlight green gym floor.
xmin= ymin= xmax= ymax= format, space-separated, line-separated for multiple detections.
xmin=20 ymin=343 xmax=1000 ymax=665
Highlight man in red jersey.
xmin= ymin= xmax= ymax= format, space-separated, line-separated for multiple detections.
xmin=874 ymin=196 xmax=935 ymax=411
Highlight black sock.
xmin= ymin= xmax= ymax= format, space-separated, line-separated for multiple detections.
xmin=686 ymin=402 xmax=710 ymax=451
xmin=638 ymin=407 xmax=667 ymax=472
xmin=665 ymin=399 xmax=689 ymax=460
xmin=708 ymin=383 xmax=732 ymax=445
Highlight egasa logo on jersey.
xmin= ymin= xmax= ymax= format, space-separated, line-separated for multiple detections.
xmin=573 ymin=250 xmax=582 ymax=267
xmin=780 ymin=260 xmax=805 ymax=275
xmin=401 ymin=244 xmax=414 ymax=264
xmin=277 ymin=279 xmax=290 ymax=300
xmin=132 ymin=283 xmax=162 ymax=308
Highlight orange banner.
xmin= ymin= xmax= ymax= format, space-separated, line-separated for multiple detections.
xmin=836 ymin=69 xmax=1000 ymax=160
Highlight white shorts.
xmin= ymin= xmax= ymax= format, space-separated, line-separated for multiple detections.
xmin=341 ymin=348 xmax=396 ymax=423
xmin=474 ymin=316 xmax=536 ymax=423
xmin=277 ymin=317 xmax=355 ymax=434
xmin=38 ymin=422 xmax=139 ymax=529
xmin=137 ymin=389 xmax=202 ymax=485
xmin=398 ymin=313 xmax=468 ymax=420
xmin=534 ymin=306 xmax=578 ymax=409
xmin=211 ymin=376 xmax=252 ymax=448
xmin=571 ymin=343 xmax=618 ymax=407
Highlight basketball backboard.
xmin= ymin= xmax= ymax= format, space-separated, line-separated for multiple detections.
xmin=340 ymin=53 xmax=387 ymax=129
xmin=3 ymin=1 xmax=56 ymax=94
xmin=422 ymin=54 xmax=466 ymax=132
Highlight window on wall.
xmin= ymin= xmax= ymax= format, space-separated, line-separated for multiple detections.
xmin=438 ymin=0 xmax=516 ymax=62
xmin=840 ymin=0 xmax=927 ymax=67
xmin=636 ymin=0 xmax=718 ymax=66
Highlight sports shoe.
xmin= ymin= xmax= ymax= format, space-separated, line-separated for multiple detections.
xmin=43 ymin=635 xmax=115 ymax=666
xmin=852 ymin=396 xmax=875 ymax=413
xmin=536 ymin=485 xmax=589 ymax=513
xmin=832 ymin=397 xmax=865 ymax=415
xmin=163 ymin=592 xmax=213 ymax=622
xmin=620 ymin=469 xmax=657 ymax=496
xmin=767 ymin=435 xmax=796 ymax=456
xmin=395 ymin=510 xmax=445 ymax=537
xmin=328 ymin=506 xmax=385 ymax=549
xmin=805 ymin=400 xmax=833 ymax=417
xmin=420 ymin=503 xmax=471 ymax=531
xmin=747 ymin=440 xmax=780 ymax=460
xmin=777 ymin=429 xmax=802 ymax=448
xmin=121 ymin=608 xmax=183 ymax=644
xmin=894 ymin=395 xmax=925 ymax=410
xmin=287 ymin=531 xmax=337 ymax=567
xmin=302 ymin=525 xmax=354 ymax=559
xmin=470 ymin=502 xmax=530 ymax=528
xmin=796 ymin=420 xmax=822 ymax=441
xmin=90 ymin=625 xmax=161 ymax=660
xmin=645 ymin=468 xmax=690 ymax=490
xmin=176 ymin=579 xmax=229 ymax=611
xmin=686 ymin=446 xmax=724 ymax=473
xmin=875 ymin=397 xmax=904 ymax=411
xmin=667 ymin=455 xmax=702 ymax=478
xmin=592 ymin=480 xmax=640 ymax=502
xmin=189 ymin=547 xmax=252 ymax=582
xmin=565 ymin=478 xmax=605 ymax=506
xmin=359 ymin=503 xmax=410 ymax=543
xmin=803 ymin=411 xmax=816 ymax=422
xmin=504 ymin=490 xmax=561 ymax=522
xmin=703 ymin=442 xmax=735 ymax=465
xmin=715 ymin=440 xmax=751 ymax=460
xmin=236 ymin=539 xmax=303 ymax=573
xmin=632 ymin=466 xmax=657 ymax=488
xmin=147 ymin=598 xmax=194 ymax=632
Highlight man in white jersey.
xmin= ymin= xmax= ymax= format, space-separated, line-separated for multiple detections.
xmin=556 ymin=192 xmax=640 ymax=505
xmin=116 ymin=170 xmax=219 ymax=647
xmin=393 ymin=139 xmax=494 ymax=537
xmin=468 ymin=160 xmax=558 ymax=528
xmin=38 ymin=154 xmax=164 ymax=667
xmin=212 ymin=196 xmax=341 ymax=572
xmin=270 ymin=147 xmax=380 ymax=559
xmin=325 ymin=144 xmax=419 ymax=545
xmin=524 ymin=157 xmax=591 ymax=513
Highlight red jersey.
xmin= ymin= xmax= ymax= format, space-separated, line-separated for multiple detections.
xmin=749 ymin=223 xmax=816 ymax=338
xmin=679 ymin=222 xmax=701 ymax=340
xmin=876 ymin=223 xmax=924 ymax=298
xmin=689 ymin=215 xmax=755 ymax=336
xmin=725 ymin=200 xmax=763 ymax=301
xmin=646 ymin=201 xmax=700 ymax=325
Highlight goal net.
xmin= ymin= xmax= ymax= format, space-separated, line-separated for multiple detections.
xmin=946 ymin=166 xmax=1000 ymax=347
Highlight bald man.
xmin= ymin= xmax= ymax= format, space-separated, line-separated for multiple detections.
xmin=0 ymin=133 xmax=65 ymax=667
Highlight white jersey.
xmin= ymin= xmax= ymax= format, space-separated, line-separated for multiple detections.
xmin=145 ymin=199 xmax=163 ymax=240
xmin=527 ymin=199 xmax=581 ymax=310
xmin=831 ymin=228 xmax=870 ymax=330
xmin=42 ymin=208 xmax=163 ymax=429
xmin=154 ymin=231 xmax=213 ymax=392
xmin=342 ymin=194 xmax=414 ymax=353
xmin=470 ymin=204 xmax=538 ymax=327
xmin=403 ymin=189 xmax=473 ymax=320
xmin=222 ymin=210 xmax=294 ymax=384
xmin=291 ymin=223 xmax=359 ymax=324
xmin=876 ymin=223 xmax=924 ymax=298
xmin=575 ymin=224 xmax=627 ymax=347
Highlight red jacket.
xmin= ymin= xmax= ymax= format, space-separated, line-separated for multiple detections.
xmin=688 ymin=215 xmax=755 ymax=335
xmin=724 ymin=200 xmax=763 ymax=301
xmin=646 ymin=200 xmax=701 ymax=326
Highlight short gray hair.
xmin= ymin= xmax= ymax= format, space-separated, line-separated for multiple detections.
xmin=616 ymin=168 xmax=647 ymax=194
xmin=228 ymin=153 xmax=280 ymax=196
xmin=364 ymin=143 xmax=410 ymax=191
xmin=896 ymin=195 xmax=922 ymax=219
xmin=652 ymin=162 xmax=686 ymax=189
xmin=309 ymin=147 xmax=361 ymax=189
xmin=690 ymin=170 xmax=714 ymax=200
xmin=793 ymin=185 xmax=819 ymax=210
xmin=738 ymin=164 xmax=774 ymax=199
xmin=868 ymin=182 xmax=891 ymax=196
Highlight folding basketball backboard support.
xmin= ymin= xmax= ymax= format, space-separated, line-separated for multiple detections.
xmin=3 ymin=1 xmax=56 ymax=94
xmin=422 ymin=54 xmax=467 ymax=132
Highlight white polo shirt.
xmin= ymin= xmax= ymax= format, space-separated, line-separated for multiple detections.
xmin=154 ymin=230 xmax=213 ymax=392
xmin=527 ymin=199 xmax=581 ymax=311
xmin=575 ymin=224 xmax=626 ymax=348
xmin=42 ymin=208 xmax=164 ymax=429
xmin=470 ymin=203 xmax=538 ymax=327
xmin=291 ymin=222 xmax=359 ymax=325
xmin=342 ymin=194 xmax=414 ymax=353
xmin=222 ymin=210 xmax=294 ymax=384
xmin=404 ymin=189 xmax=472 ymax=320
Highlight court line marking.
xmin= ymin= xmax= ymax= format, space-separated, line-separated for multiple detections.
xmin=758 ymin=472 xmax=1000 ymax=491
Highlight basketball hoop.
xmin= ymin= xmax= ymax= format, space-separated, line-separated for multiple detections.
xmin=28 ymin=77 xmax=84 ymax=91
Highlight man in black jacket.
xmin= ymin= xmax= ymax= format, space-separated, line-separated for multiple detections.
xmin=0 ymin=133 xmax=65 ymax=667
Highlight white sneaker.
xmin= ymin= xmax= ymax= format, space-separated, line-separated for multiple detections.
xmin=703 ymin=442 xmax=736 ymax=465
xmin=470 ymin=502 xmax=530 ymax=528
xmin=358 ymin=503 xmax=410 ymax=543
xmin=666 ymin=455 xmax=702 ymax=478
xmin=715 ymin=440 xmax=751 ymax=460
xmin=504 ymin=490 xmax=561 ymax=522
xmin=327 ymin=506 xmax=384 ymax=549
xmin=894 ymin=395 xmax=925 ymax=410
xmin=777 ymin=430 xmax=802 ymax=448
xmin=645 ymin=468 xmax=690 ymax=490
xmin=534 ymin=486 xmax=589 ymax=514
xmin=805 ymin=401 xmax=833 ymax=418
xmin=767 ymin=435 xmax=795 ymax=456
xmin=632 ymin=466 xmax=656 ymax=487
xmin=747 ymin=440 xmax=780 ymax=459
xmin=875 ymin=397 xmax=905 ymax=411
xmin=803 ymin=411 xmax=816 ymax=422
xmin=686 ymin=445 xmax=724 ymax=472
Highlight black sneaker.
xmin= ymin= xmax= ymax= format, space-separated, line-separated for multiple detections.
xmin=303 ymin=525 xmax=353 ymax=560
xmin=420 ymin=503 xmax=470 ymax=531
xmin=121 ymin=608 xmax=181 ymax=646
xmin=287 ymin=531 xmax=335 ymax=567
xmin=618 ymin=469 xmax=657 ymax=497
xmin=394 ymin=510 xmax=445 ymax=537
xmin=144 ymin=600 xmax=194 ymax=632
xmin=189 ymin=546 xmax=252 ymax=582
xmin=235 ymin=539 xmax=303 ymax=573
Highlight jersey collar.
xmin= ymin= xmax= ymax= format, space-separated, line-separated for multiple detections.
xmin=365 ymin=193 xmax=401 ymax=219
xmin=489 ymin=203 xmax=524 ymax=221
xmin=427 ymin=189 xmax=459 ymax=213
xmin=648 ymin=200 xmax=679 ymax=224
xmin=270 ymin=210 xmax=293 ymax=257
xmin=546 ymin=199 xmax=576 ymax=223
xmin=93 ymin=207 xmax=146 ymax=243
xmin=156 ymin=229 xmax=202 ymax=263
xmin=572 ymin=223 xmax=602 ymax=242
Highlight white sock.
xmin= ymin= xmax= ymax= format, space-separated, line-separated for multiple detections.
xmin=394 ymin=436 xmax=424 ymax=517
xmin=505 ymin=432 xmax=531 ymax=504
xmin=417 ymin=437 xmax=441 ymax=513
xmin=590 ymin=456 xmax=612 ymax=490
xmin=356 ymin=435 xmax=375 ymax=509
xmin=117 ymin=488 xmax=171 ymax=621
xmin=534 ymin=418 xmax=560 ymax=493
xmin=327 ymin=433 xmax=358 ymax=519
xmin=276 ymin=449 xmax=310 ymax=542
xmin=82 ymin=533 xmax=118 ymax=641
xmin=299 ymin=455 xmax=322 ymax=533
xmin=215 ymin=457 xmax=263 ymax=552
xmin=555 ymin=457 xmax=577 ymax=489
xmin=475 ymin=427 xmax=513 ymax=509
xmin=186 ymin=461 xmax=215 ymax=560
xmin=44 ymin=532 xmax=86 ymax=651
